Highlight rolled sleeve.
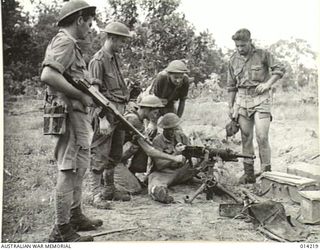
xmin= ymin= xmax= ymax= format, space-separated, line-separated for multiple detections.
xmin=88 ymin=59 xmax=104 ymax=87
xmin=266 ymin=51 xmax=286 ymax=78
xmin=42 ymin=37 xmax=75 ymax=74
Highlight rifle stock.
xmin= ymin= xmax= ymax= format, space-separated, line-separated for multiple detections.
xmin=63 ymin=74 xmax=150 ymax=145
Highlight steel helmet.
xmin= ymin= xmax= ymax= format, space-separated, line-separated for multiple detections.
xmin=138 ymin=95 xmax=164 ymax=108
xmin=158 ymin=113 xmax=181 ymax=129
xmin=58 ymin=0 xmax=96 ymax=26
xmin=165 ymin=60 xmax=189 ymax=73
xmin=102 ymin=21 xmax=132 ymax=38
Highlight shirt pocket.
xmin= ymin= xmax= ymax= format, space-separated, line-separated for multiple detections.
xmin=251 ymin=65 xmax=265 ymax=82
xmin=233 ymin=67 xmax=243 ymax=77
xmin=103 ymin=72 xmax=120 ymax=91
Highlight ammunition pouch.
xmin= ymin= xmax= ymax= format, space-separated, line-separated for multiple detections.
xmin=43 ymin=94 xmax=67 ymax=135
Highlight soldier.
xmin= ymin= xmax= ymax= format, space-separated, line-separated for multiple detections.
xmin=227 ymin=29 xmax=285 ymax=184
xmin=88 ymin=21 xmax=132 ymax=209
xmin=122 ymin=96 xmax=186 ymax=177
xmin=153 ymin=60 xmax=190 ymax=117
xmin=90 ymin=95 xmax=186 ymax=204
xmin=40 ymin=0 xmax=101 ymax=242
xmin=149 ymin=113 xmax=197 ymax=203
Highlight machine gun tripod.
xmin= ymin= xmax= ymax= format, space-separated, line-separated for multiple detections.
xmin=183 ymin=146 xmax=255 ymax=204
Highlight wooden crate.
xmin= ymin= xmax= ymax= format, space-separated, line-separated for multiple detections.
xmin=260 ymin=171 xmax=319 ymax=203
xmin=298 ymin=191 xmax=320 ymax=224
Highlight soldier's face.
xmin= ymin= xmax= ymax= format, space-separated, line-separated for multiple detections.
xmin=78 ymin=16 xmax=94 ymax=40
xmin=235 ymin=40 xmax=251 ymax=56
xmin=112 ymin=36 xmax=126 ymax=53
xmin=163 ymin=128 xmax=175 ymax=140
xmin=169 ymin=73 xmax=184 ymax=86
xmin=148 ymin=109 xmax=160 ymax=123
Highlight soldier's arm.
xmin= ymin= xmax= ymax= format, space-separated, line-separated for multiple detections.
xmin=255 ymin=51 xmax=285 ymax=94
xmin=41 ymin=67 xmax=93 ymax=107
xmin=137 ymin=138 xmax=184 ymax=165
xmin=227 ymin=62 xmax=238 ymax=118
xmin=177 ymin=99 xmax=185 ymax=117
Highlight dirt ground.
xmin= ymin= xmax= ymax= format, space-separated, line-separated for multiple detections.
xmin=2 ymin=98 xmax=320 ymax=243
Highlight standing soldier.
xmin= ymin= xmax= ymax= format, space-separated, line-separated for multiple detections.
xmin=227 ymin=29 xmax=285 ymax=184
xmin=153 ymin=60 xmax=190 ymax=117
xmin=88 ymin=22 xmax=132 ymax=209
xmin=41 ymin=0 xmax=102 ymax=242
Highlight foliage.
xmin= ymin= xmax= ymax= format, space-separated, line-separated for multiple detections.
xmin=98 ymin=0 xmax=225 ymax=87
xmin=2 ymin=0 xmax=318 ymax=99
xmin=268 ymin=38 xmax=318 ymax=91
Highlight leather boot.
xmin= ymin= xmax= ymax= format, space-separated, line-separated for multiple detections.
xmin=150 ymin=186 xmax=174 ymax=204
xmin=91 ymin=194 xmax=112 ymax=210
xmin=103 ymin=168 xmax=131 ymax=201
xmin=239 ymin=163 xmax=256 ymax=184
xmin=48 ymin=223 xmax=93 ymax=242
xmin=255 ymin=165 xmax=271 ymax=178
xmin=262 ymin=165 xmax=271 ymax=172
xmin=70 ymin=206 xmax=103 ymax=231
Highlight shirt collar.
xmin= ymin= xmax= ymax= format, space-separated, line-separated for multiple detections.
xmin=60 ymin=29 xmax=81 ymax=50
xmin=102 ymin=46 xmax=114 ymax=60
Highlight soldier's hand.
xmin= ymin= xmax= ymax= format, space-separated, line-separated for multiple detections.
xmin=255 ymin=82 xmax=271 ymax=94
xmin=228 ymin=106 xmax=234 ymax=119
xmin=175 ymin=142 xmax=186 ymax=153
xmin=81 ymin=94 xmax=95 ymax=107
xmin=99 ymin=117 xmax=111 ymax=135
xmin=174 ymin=154 xmax=186 ymax=164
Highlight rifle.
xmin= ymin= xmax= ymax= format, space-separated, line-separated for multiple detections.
xmin=63 ymin=74 xmax=150 ymax=144
xmin=182 ymin=146 xmax=255 ymax=163
xmin=183 ymin=146 xmax=255 ymax=204
xmin=63 ymin=74 xmax=184 ymax=166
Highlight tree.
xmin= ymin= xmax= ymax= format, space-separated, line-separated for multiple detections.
xmin=105 ymin=0 xmax=225 ymax=87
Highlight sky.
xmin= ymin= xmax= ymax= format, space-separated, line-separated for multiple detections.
xmin=18 ymin=0 xmax=320 ymax=51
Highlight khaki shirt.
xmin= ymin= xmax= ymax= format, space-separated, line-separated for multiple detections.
xmin=89 ymin=47 xmax=130 ymax=103
xmin=152 ymin=131 xmax=189 ymax=155
xmin=42 ymin=29 xmax=89 ymax=106
xmin=227 ymin=46 xmax=285 ymax=92
xmin=153 ymin=71 xmax=189 ymax=106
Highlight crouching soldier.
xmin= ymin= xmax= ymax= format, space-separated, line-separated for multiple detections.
xmin=153 ymin=60 xmax=190 ymax=117
xmin=148 ymin=113 xmax=197 ymax=203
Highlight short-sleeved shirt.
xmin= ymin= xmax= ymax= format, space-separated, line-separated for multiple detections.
xmin=42 ymin=29 xmax=88 ymax=101
xmin=227 ymin=46 xmax=285 ymax=92
xmin=152 ymin=131 xmax=189 ymax=155
xmin=153 ymin=71 xmax=189 ymax=105
xmin=89 ymin=47 xmax=130 ymax=104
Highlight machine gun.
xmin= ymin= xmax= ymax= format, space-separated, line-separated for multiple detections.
xmin=182 ymin=146 xmax=255 ymax=164
xmin=183 ymin=146 xmax=255 ymax=204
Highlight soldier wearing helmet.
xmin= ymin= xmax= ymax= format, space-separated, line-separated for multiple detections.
xmin=152 ymin=60 xmax=190 ymax=117
xmin=89 ymin=95 xmax=185 ymax=200
xmin=40 ymin=0 xmax=99 ymax=242
xmin=87 ymin=21 xmax=141 ymax=208
xmin=148 ymin=113 xmax=197 ymax=204
xmin=227 ymin=28 xmax=285 ymax=184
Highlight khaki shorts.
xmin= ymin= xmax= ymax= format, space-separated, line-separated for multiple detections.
xmin=237 ymin=98 xmax=272 ymax=121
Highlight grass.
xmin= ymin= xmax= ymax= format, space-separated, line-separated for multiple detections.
xmin=2 ymin=88 xmax=319 ymax=242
